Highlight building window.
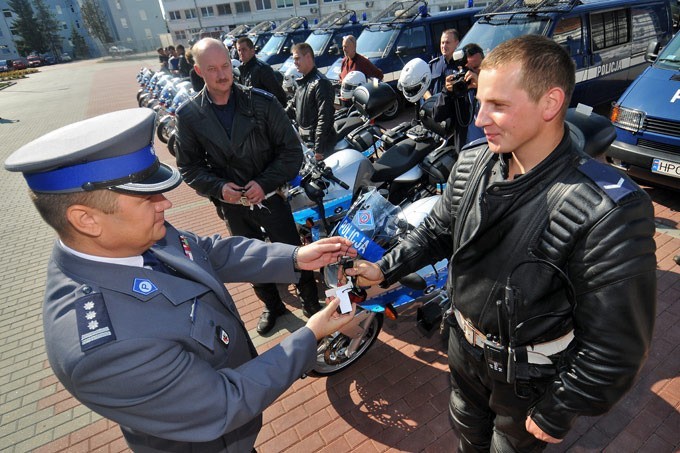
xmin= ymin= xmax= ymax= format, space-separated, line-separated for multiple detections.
xmin=55 ymin=5 xmax=62 ymax=14
xmin=277 ymin=0 xmax=293 ymax=7
xmin=184 ymin=8 xmax=197 ymax=19
xmin=216 ymin=3 xmax=231 ymax=15
xmin=201 ymin=6 xmax=214 ymax=17
xmin=145 ymin=28 xmax=152 ymax=38
xmin=323 ymin=0 xmax=341 ymax=2
xmin=298 ymin=0 xmax=316 ymax=5
xmin=255 ymin=0 xmax=271 ymax=10
xmin=139 ymin=9 xmax=147 ymax=20
xmin=175 ymin=30 xmax=187 ymax=40
xmin=234 ymin=1 xmax=251 ymax=13
xmin=115 ymin=1 xmax=121 ymax=10
xmin=169 ymin=10 xmax=181 ymax=20
xmin=3 ymin=9 xmax=12 ymax=18
xmin=61 ymin=21 xmax=67 ymax=29
xmin=120 ymin=17 xmax=128 ymax=28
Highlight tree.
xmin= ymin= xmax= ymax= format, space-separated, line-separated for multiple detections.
xmin=70 ymin=26 xmax=89 ymax=59
xmin=7 ymin=0 xmax=43 ymax=55
xmin=80 ymin=0 xmax=113 ymax=45
xmin=33 ymin=0 xmax=62 ymax=58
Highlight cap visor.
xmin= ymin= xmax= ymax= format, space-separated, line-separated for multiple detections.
xmin=113 ymin=163 xmax=182 ymax=194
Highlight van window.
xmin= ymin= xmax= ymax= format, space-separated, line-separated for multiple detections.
xmin=590 ymin=9 xmax=630 ymax=51
xmin=357 ymin=28 xmax=395 ymax=58
xmin=397 ymin=25 xmax=426 ymax=52
xmin=553 ymin=16 xmax=583 ymax=58
xmin=458 ymin=15 xmax=551 ymax=56
xmin=631 ymin=5 xmax=667 ymax=55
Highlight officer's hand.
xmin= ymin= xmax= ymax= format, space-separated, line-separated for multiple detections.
xmin=444 ymin=74 xmax=456 ymax=93
xmin=525 ymin=417 xmax=562 ymax=444
xmin=222 ymin=182 xmax=244 ymax=203
xmin=296 ymin=237 xmax=356 ymax=270
xmin=314 ymin=152 xmax=324 ymax=161
xmin=342 ymin=259 xmax=385 ymax=287
xmin=306 ymin=297 xmax=356 ymax=340
xmin=243 ymin=181 xmax=266 ymax=204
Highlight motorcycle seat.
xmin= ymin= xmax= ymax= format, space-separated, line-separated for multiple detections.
xmin=371 ymin=138 xmax=437 ymax=182
xmin=335 ymin=116 xmax=365 ymax=142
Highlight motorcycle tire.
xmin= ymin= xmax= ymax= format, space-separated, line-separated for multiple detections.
xmin=167 ymin=132 xmax=179 ymax=157
xmin=379 ymin=96 xmax=402 ymax=121
xmin=138 ymin=93 xmax=149 ymax=108
xmin=309 ymin=313 xmax=383 ymax=376
xmin=156 ymin=116 xmax=173 ymax=144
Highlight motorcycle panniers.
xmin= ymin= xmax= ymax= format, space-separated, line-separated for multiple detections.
xmin=353 ymin=82 xmax=397 ymax=120
xmin=421 ymin=146 xmax=457 ymax=185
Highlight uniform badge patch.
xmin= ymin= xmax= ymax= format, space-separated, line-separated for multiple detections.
xmin=578 ymin=159 xmax=637 ymax=203
xmin=132 ymin=278 xmax=158 ymax=295
xmin=218 ymin=327 xmax=230 ymax=347
xmin=75 ymin=293 xmax=116 ymax=351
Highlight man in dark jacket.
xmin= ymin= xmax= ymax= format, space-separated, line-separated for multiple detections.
xmin=346 ymin=35 xmax=656 ymax=451
xmin=236 ymin=37 xmax=287 ymax=105
xmin=285 ymin=42 xmax=336 ymax=161
xmin=176 ymin=38 xmax=322 ymax=334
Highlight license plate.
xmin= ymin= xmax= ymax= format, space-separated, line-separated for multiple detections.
xmin=651 ymin=158 xmax=680 ymax=179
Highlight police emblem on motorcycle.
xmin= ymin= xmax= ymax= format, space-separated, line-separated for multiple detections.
xmin=356 ymin=210 xmax=374 ymax=229
xmin=132 ymin=278 xmax=158 ymax=295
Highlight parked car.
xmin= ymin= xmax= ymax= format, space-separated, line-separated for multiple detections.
xmin=27 ymin=55 xmax=43 ymax=67
xmin=12 ymin=58 xmax=28 ymax=70
xmin=109 ymin=46 xmax=134 ymax=56
xmin=0 ymin=59 xmax=12 ymax=72
xmin=606 ymin=30 xmax=680 ymax=190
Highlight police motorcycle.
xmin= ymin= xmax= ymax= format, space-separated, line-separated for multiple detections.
xmin=310 ymin=105 xmax=621 ymax=376
xmin=136 ymin=67 xmax=154 ymax=104
xmin=311 ymin=187 xmax=449 ymax=375
xmin=156 ymin=80 xmax=193 ymax=145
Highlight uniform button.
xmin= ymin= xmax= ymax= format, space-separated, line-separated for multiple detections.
xmin=82 ymin=286 xmax=92 ymax=294
xmin=492 ymin=186 xmax=500 ymax=192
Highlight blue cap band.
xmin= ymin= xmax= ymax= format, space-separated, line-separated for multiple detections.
xmin=24 ymin=145 xmax=157 ymax=192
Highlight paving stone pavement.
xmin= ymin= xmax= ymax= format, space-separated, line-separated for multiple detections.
xmin=0 ymin=57 xmax=678 ymax=453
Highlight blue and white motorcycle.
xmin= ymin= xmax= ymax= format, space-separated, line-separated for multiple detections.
xmin=310 ymin=188 xmax=449 ymax=375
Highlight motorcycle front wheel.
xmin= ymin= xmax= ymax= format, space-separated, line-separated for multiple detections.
xmin=167 ymin=132 xmax=179 ymax=157
xmin=310 ymin=313 xmax=383 ymax=376
xmin=156 ymin=115 xmax=173 ymax=144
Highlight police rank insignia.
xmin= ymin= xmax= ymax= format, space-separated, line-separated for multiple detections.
xmin=75 ymin=293 xmax=116 ymax=351
xmin=218 ymin=327 xmax=230 ymax=347
xmin=133 ymin=278 xmax=158 ymax=295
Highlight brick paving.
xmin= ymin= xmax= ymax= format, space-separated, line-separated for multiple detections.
xmin=0 ymin=57 xmax=678 ymax=453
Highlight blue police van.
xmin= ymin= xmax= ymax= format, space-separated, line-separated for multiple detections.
xmin=457 ymin=0 xmax=674 ymax=108
xmin=278 ymin=11 xmax=366 ymax=76
xmin=245 ymin=20 xmax=277 ymax=53
xmin=257 ymin=16 xmax=312 ymax=70
xmin=606 ymin=30 xmax=680 ymax=190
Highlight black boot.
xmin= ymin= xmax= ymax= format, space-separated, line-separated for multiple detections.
xmin=253 ymin=283 xmax=287 ymax=335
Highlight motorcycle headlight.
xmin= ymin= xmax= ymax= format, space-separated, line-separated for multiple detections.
xmin=610 ymin=104 xmax=645 ymax=133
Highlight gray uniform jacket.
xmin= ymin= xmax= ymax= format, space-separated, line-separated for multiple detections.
xmin=43 ymin=223 xmax=317 ymax=452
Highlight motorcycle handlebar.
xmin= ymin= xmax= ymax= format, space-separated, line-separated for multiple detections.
xmin=321 ymin=167 xmax=349 ymax=190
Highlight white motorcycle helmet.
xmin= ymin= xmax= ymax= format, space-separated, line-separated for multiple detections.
xmin=397 ymin=58 xmax=431 ymax=103
xmin=340 ymin=71 xmax=367 ymax=101
xmin=283 ymin=66 xmax=302 ymax=94
xmin=231 ymin=59 xmax=241 ymax=69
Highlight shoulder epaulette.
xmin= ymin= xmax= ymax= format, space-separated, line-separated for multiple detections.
xmin=577 ymin=158 xmax=638 ymax=203
xmin=252 ymin=87 xmax=274 ymax=99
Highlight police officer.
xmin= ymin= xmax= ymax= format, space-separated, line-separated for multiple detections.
xmin=176 ymin=38 xmax=322 ymax=335
xmin=424 ymin=29 xmax=460 ymax=100
xmin=4 ymin=107 xmax=357 ymax=453
xmin=236 ymin=36 xmax=288 ymax=106
xmin=285 ymin=42 xmax=337 ymax=161
xmin=346 ymin=35 xmax=656 ymax=451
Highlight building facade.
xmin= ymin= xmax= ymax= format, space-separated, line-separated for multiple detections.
xmin=103 ymin=0 xmax=168 ymax=52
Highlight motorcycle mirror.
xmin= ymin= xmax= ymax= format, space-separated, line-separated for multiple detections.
xmin=398 ymin=272 xmax=426 ymax=290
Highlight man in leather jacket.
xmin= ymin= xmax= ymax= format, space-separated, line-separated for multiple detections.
xmin=346 ymin=35 xmax=656 ymax=451
xmin=285 ymin=42 xmax=337 ymax=161
xmin=176 ymin=38 xmax=323 ymax=335
xmin=236 ymin=37 xmax=287 ymax=106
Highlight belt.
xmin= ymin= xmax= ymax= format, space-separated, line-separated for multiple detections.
xmin=453 ymin=308 xmax=574 ymax=365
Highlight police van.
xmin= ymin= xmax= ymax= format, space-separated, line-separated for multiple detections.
xmin=278 ymin=11 xmax=366 ymax=76
xmin=245 ymin=20 xmax=277 ymax=53
xmin=606 ymin=30 xmax=680 ymax=190
xmin=257 ymin=16 xmax=312 ymax=70
xmin=457 ymin=0 xmax=674 ymax=108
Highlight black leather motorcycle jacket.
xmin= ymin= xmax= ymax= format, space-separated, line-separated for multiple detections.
xmin=176 ymin=83 xmax=302 ymax=201
xmin=378 ymin=128 xmax=657 ymax=439
xmin=238 ymin=57 xmax=288 ymax=106
xmin=285 ymin=67 xmax=337 ymax=157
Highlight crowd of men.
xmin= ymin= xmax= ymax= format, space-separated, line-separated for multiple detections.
xmin=4 ymin=30 xmax=657 ymax=453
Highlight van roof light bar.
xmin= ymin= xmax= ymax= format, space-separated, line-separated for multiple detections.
xmin=479 ymin=0 xmax=581 ymax=16
xmin=275 ymin=16 xmax=309 ymax=32
xmin=228 ymin=24 xmax=251 ymax=36
xmin=248 ymin=20 xmax=276 ymax=34
xmin=370 ymin=0 xmax=428 ymax=24
xmin=314 ymin=10 xmax=359 ymax=29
